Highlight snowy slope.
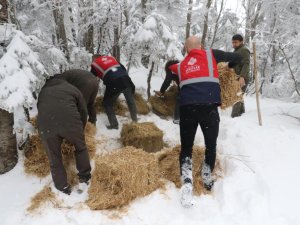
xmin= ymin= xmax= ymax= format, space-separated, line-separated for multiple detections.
xmin=1 ymin=68 xmax=300 ymax=225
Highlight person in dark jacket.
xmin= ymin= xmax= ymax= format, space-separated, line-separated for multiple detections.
xmin=231 ymin=34 xmax=251 ymax=118
xmin=54 ymin=69 xmax=99 ymax=125
xmin=91 ymin=55 xmax=137 ymax=129
xmin=175 ymin=36 xmax=242 ymax=208
xmin=37 ymin=78 xmax=91 ymax=195
xmin=154 ymin=60 xmax=180 ymax=124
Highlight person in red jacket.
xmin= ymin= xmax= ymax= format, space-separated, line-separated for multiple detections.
xmin=91 ymin=55 xmax=137 ymax=129
xmin=154 ymin=60 xmax=180 ymax=124
xmin=177 ymin=36 xmax=242 ymax=208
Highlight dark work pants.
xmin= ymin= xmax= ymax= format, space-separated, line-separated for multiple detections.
xmin=231 ymin=78 xmax=249 ymax=118
xmin=41 ymin=131 xmax=91 ymax=191
xmin=174 ymin=93 xmax=180 ymax=121
xmin=103 ymin=87 xmax=137 ymax=127
xmin=179 ymin=104 xmax=220 ymax=175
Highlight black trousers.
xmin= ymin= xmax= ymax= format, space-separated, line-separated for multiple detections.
xmin=103 ymin=86 xmax=137 ymax=127
xmin=41 ymin=131 xmax=91 ymax=191
xmin=231 ymin=78 xmax=249 ymax=118
xmin=174 ymin=93 xmax=180 ymax=121
xmin=179 ymin=104 xmax=220 ymax=174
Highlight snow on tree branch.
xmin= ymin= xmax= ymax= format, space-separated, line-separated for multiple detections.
xmin=0 ymin=31 xmax=48 ymax=113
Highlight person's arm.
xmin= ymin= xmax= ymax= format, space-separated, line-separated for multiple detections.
xmin=239 ymin=48 xmax=250 ymax=78
xmin=160 ymin=71 xmax=173 ymax=94
xmin=212 ymin=49 xmax=242 ymax=67
xmin=87 ymin=82 xmax=99 ymax=125
xmin=76 ymin=91 xmax=88 ymax=128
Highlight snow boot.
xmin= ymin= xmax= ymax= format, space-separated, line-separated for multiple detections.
xmin=201 ymin=162 xmax=214 ymax=191
xmin=231 ymin=101 xmax=244 ymax=118
xmin=180 ymin=182 xmax=194 ymax=208
xmin=180 ymin=157 xmax=194 ymax=208
xmin=61 ymin=185 xmax=72 ymax=195
xmin=106 ymin=124 xmax=119 ymax=130
xmin=77 ymin=178 xmax=90 ymax=194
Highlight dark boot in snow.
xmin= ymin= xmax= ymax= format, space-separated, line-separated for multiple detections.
xmin=180 ymin=157 xmax=194 ymax=208
xmin=231 ymin=101 xmax=244 ymax=118
xmin=201 ymin=162 xmax=214 ymax=191
xmin=61 ymin=185 xmax=72 ymax=195
xmin=106 ymin=124 xmax=118 ymax=130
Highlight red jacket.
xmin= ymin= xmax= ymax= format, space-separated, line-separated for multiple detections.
xmin=174 ymin=49 xmax=219 ymax=87
xmin=170 ymin=49 xmax=221 ymax=105
xmin=91 ymin=56 xmax=121 ymax=79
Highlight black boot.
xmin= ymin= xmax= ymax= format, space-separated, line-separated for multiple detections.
xmin=106 ymin=124 xmax=119 ymax=130
xmin=61 ymin=185 xmax=72 ymax=195
xmin=231 ymin=101 xmax=243 ymax=118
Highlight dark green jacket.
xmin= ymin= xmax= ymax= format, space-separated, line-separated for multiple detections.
xmin=233 ymin=44 xmax=250 ymax=79
xmin=55 ymin=69 xmax=99 ymax=124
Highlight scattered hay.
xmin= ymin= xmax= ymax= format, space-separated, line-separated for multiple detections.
xmin=134 ymin=93 xmax=150 ymax=115
xmin=87 ymin=146 xmax=163 ymax=210
xmin=95 ymin=96 xmax=127 ymax=116
xmin=24 ymin=122 xmax=97 ymax=185
xmin=24 ymin=135 xmax=50 ymax=177
xmin=218 ymin=63 xmax=244 ymax=109
xmin=156 ymin=145 xmax=221 ymax=195
xmin=149 ymin=85 xmax=178 ymax=117
xmin=27 ymin=185 xmax=59 ymax=213
xmin=121 ymin=122 xmax=164 ymax=153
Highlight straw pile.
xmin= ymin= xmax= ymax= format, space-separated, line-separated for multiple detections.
xmin=134 ymin=93 xmax=150 ymax=115
xmin=149 ymin=85 xmax=178 ymax=117
xmin=95 ymin=96 xmax=127 ymax=116
xmin=218 ymin=63 xmax=243 ymax=109
xmin=156 ymin=145 xmax=220 ymax=195
xmin=87 ymin=146 xmax=163 ymax=210
xmin=24 ymin=122 xmax=97 ymax=185
xmin=27 ymin=185 xmax=59 ymax=213
xmin=121 ymin=122 xmax=164 ymax=153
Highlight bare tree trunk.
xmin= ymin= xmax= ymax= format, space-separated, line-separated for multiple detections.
xmin=52 ymin=0 xmax=70 ymax=60
xmin=112 ymin=26 xmax=120 ymax=61
xmin=0 ymin=0 xmax=18 ymax=174
xmin=147 ymin=62 xmax=155 ymax=99
xmin=141 ymin=0 xmax=147 ymax=23
xmin=210 ymin=0 xmax=224 ymax=48
xmin=185 ymin=0 xmax=193 ymax=40
xmin=0 ymin=0 xmax=8 ymax=23
xmin=201 ymin=0 xmax=212 ymax=48
xmin=279 ymin=46 xmax=300 ymax=96
xmin=68 ymin=6 xmax=77 ymax=45
xmin=83 ymin=0 xmax=94 ymax=54
xmin=243 ymin=0 xmax=262 ymax=45
xmin=0 ymin=109 xmax=18 ymax=174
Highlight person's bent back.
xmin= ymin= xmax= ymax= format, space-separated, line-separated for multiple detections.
xmin=37 ymin=78 xmax=91 ymax=194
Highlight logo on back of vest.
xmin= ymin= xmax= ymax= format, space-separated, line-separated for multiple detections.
xmin=188 ymin=57 xmax=197 ymax=65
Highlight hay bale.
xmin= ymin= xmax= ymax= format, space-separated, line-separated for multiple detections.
xmin=134 ymin=93 xmax=150 ymax=115
xmin=218 ymin=63 xmax=244 ymax=109
xmin=156 ymin=145 xmax=220 ymax=195
xmin=95 ymin=96 xmax=127 ymax=116
xmin=149 ymin=85 xmax=178 ymax=117
xmin=121 ymin=122 xmax=164 ymax=153
xmin=24 ymin=122 xmax=97 ymax=184
xmin=87 ymin=146 xmax=162 ymax=210
xmin=27 ymin=185 xmax=59 ymax=213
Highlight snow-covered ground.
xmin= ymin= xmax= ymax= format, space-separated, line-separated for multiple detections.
xmin=1 ymin=68 xmax=300 ymax=225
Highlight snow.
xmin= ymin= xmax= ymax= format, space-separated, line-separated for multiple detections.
xmin=0 ymin=31 xmax=48 ymax=113
xmin=1 ymin=67 xmax=300 ymax=225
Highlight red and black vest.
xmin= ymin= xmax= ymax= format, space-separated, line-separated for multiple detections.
xmin=91 ymin=56 xmax=121 ymax=79
xmin=170 ymin=49 xmax=221 ymax=105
